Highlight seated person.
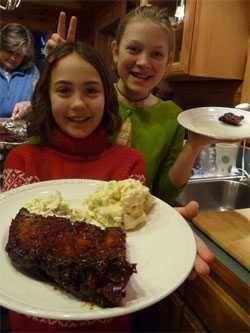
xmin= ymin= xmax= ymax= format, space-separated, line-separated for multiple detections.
xmin=0 ymin=23 xmax=39 ymax=120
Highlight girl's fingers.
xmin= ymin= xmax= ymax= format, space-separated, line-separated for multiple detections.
xmin=176 ymin=200 xmax=199 ymax=220
xmin=57 ymin=11 xmax=66 ymax=38
xmin=194 ymin=234 xmax=215 ymax=263
xmin=66 ymin=16 xmax=77 ymax=42
xmin=45 ymin=33 xmax=64 ymax=58
xmin=193 ymin=254 xmax=210 ymax=275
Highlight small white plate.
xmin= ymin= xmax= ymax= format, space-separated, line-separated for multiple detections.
xmin=0 ymin=179 xmax=196 ymax=321
xmin=177 ymin=107 xmax=250 ymax=140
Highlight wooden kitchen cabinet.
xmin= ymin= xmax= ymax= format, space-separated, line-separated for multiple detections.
xmin=132 ymin=257 xmax=249 ymax=333
xmin=153 ymin=0 xmax=249 ymax=80
xmin=93 ymin=0 xmax=249 ymax=79
xmin=182 ymin=263 xmax=250 ymax=332
xmin=178 ymin=260 xmax=249 ymax=332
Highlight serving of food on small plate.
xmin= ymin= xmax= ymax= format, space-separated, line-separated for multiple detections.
xmin=0 ymin=179 xmax=196 ymax=321
xmin=0 ymin=118 xmax=28 ymax=149
xmin=177 ymin=107 xmax=250 ymax=140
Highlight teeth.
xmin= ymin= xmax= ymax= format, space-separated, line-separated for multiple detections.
xmin=68 ymin=117 xmax=90 ymax=122
xmin=132 ymin=72 xmax=150 ymax=79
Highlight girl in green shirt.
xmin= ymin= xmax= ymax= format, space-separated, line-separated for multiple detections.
xmin=111 ymin=5 xmax=215 ymax=204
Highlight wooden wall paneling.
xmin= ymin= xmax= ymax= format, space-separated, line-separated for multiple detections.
xmin=0 ymin=1 xmax=107 ymax=37
xmin=94 ymin=0 xmax=126 ymax=33
xmin=94 ymin=1 xmax=127 ymax=73
xmin=168 ymin=79 xmax=242 ymax=110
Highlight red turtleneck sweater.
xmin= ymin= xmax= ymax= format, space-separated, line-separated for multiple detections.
xmin=2 ymin=128 xmax=145 ymax=332
xmin=3 ymin=127 xmax=145 ymax=191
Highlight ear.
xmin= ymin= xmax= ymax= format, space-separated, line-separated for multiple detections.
xmin=111 ymin=40 xmax=119 ymax=65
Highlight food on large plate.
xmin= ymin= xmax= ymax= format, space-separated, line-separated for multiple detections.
xmin=24 ymin=179 xmax=155 ymax=230
xmin=219 ymin=112 xmax=244 ymax=126
xmin=6 ymin=208 xmax=136 ymax=307
xmin=23 ymin=191 xmax=73 ymax=217
xmin=83 ymin=179 xmax=154 ymax=230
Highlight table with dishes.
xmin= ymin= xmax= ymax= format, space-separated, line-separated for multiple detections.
xmin=0 ymin=118 xmax=28 ymax=189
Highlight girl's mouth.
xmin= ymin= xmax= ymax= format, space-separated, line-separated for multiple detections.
xmin=130 ymin=71 xmax=152 ymax=81
xmin=67 ymin=116 xmax=91 ymax=123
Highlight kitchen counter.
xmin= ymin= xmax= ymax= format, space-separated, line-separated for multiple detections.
xmin=133 ymin=220 xmax=250 ymax=333
xmin=191 ymin=224 xmax=250 ymax=286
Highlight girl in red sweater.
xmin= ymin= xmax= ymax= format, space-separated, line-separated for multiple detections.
xmin=3 ymin=42 xmax=145 ymax=332
xmin=3 ymin=41 xmax=145 ymax=191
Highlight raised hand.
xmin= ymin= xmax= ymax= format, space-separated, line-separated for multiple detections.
xmin=57 ymin=11 xmax=77 ymax=42
xmin=45 ymin=11 xmax=78 ymax=57
xmin=11 ymin=101 xmax=31 ymax=120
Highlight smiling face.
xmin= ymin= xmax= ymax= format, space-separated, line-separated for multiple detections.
xmin=112 ymin=19 xmax=169 ymax=99
xmin=0 ymin=49 xmax=24 ymax=72
xmin=49 ymin=52 xmax=105 ymax=139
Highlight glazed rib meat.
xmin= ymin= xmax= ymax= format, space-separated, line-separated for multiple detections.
xmin=219 ymin=112 xmax=244 ymax=126
xmin=6 ymin=208 xmax=136 ymax=307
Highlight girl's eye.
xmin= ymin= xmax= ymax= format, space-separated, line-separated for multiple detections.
xmin=127 ymin=46 xmax=140 ymax=54
xmin=85 ymin=86 xmax=98 ymax=94
xmin=152 ymin=51 xmax=164 ymax=59
xmin=56 ymin=87 xmax=70 ymax=96
xmin=84 ymin=83 xmax=103 ymax=96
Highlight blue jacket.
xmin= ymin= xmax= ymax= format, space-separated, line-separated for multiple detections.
xmin=0 ymin=64 xmax=39 ymax=118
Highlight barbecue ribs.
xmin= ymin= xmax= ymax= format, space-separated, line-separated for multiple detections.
xmin=219 ymin=112 xmax=244 ymax=126
xmin=6 ymin=208 xmax=136 ymax=307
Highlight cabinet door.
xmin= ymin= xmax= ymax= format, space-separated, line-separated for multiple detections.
xmin=185 ymin=275 xmax=250 ymax=332
xmin=168 ymin=0 xmax=249 ymax=79
xmin=181 ymin=306 xmax=207 ymax=333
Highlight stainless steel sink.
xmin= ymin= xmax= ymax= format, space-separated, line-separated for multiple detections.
xmin=175 ymin=180 xmax=250 ymax=211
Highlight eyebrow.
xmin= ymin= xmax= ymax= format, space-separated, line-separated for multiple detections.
xmin=54 ymin=80 xmax=101 ymax=86
xmin=127 ymin=40 xmax=165 ymax=50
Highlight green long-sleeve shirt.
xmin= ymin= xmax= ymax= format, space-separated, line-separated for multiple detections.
xmin=118 ymin=99 xmax=185 ymax=204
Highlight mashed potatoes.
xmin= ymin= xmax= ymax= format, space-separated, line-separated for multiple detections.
xmin=23 ymin=179 xmax=154 ymax=230
xmin=24 ymin=191 xmax=70 ymax=216
xmin=83 ymin=179 xmax=154 ymax=230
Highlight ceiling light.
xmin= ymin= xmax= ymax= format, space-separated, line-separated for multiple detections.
xmin=0 ymin=0 xmax=22 ymax=10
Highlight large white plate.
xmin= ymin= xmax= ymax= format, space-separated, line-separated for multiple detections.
xmin=178 ymin=107 xmax=250 ymax=140
xmin=0 ymin=179 xmax=196 ymax=321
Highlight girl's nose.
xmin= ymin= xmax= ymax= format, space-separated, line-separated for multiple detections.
xmin=71 ymin=93 xmax=87 ymax=110
xmin=136 ymin=52 xmax=150 ymax=67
